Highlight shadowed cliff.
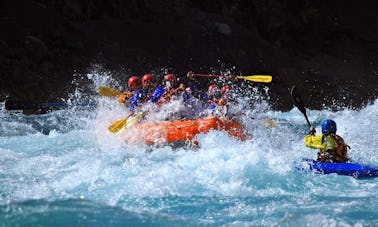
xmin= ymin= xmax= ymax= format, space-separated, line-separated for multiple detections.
xmin=1 ymin=0 xmax=377 ymax=111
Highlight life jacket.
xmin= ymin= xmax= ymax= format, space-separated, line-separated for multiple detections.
xmin=330 ymin=134 xmax=350 ymax=162
xmin=318 ymin=134 xmax=349 ymax=163
xmin=130 ymin=88 xmax=149 ymax=111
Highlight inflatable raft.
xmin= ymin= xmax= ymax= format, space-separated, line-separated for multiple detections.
xmin=296 ymin=159 xmax=378 ymax=179
xmin=125 ymin=117 xmax=246 ymax=145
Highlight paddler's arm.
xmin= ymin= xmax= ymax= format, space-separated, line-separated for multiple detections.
xmin=304 ymin=134 xmax=325 ymax=149
xmin=130 ymin=89 xmax=142 ymax=111
xmin=150 ymin=86 xmax=165 ymax=103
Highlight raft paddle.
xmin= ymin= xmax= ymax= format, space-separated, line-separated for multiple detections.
xmin=108 ymin=111 xmax=145 ymax=134
xmin=191 ymin=74 xmax=272 ymax=83
xmin=290 ymin=85 xmax=312 ymax=127
xmin=108 ymin=111 xmax=134 ymax=134
xmin=98 ymin=86 xmax=126 ymax=97
xmin=4 ymin=100 xmax=96 ymax=111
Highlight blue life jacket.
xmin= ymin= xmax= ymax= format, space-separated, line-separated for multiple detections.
xmin=150 ymin=86 xmax=164 ymax=103
xmin=130 ymin=88 xmax=148 ymax=111
xmin=208 ymin=102 xmax=217 ymax=109
xmin=130 ymin=86 xmax=165 ymax=111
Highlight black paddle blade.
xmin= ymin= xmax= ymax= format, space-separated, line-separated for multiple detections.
xmin=290 ymin=85 xmax=306 ymax=114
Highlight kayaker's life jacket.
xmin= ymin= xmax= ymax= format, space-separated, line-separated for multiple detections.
xmin=304 ymin=133 xmax=350 ymax=163
xmin=318 ymin=133 xmax=349 ymax=163
xmin=329 ymin=134 xmax=349 ymax=162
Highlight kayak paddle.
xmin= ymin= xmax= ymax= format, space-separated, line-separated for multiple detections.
xmin=290 ymin=85 xmax=312 ymax=127
xmin=191 ymin=74 xmax=272 ymax=83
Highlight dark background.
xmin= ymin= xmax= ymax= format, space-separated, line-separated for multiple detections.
xmin=1 ymin=0 xmax=377 ymax=111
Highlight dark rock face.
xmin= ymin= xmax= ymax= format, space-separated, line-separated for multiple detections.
xmin=1 ymin=0 xmax=377 ymax=111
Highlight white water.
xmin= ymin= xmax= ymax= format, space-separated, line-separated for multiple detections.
xmin=1 ymin=71 xmax=378 ymax=226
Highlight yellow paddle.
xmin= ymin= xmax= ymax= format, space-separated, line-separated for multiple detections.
xmin=191 ymin=74 xmax=272 ymax=83
xmin=236 ymin=75 xmax=272 ymax=83
xmin=98 ymin=86 xmax=124 ymax=96
xmin=108 ymin=111 xmax=145 ymax=134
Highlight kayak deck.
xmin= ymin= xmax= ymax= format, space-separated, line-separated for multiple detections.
xmin=296 ymin=159 xmax=378 ymax=179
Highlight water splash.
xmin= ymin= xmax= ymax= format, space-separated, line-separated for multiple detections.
xmin=1 ymin=69 xmax=378 ymax=226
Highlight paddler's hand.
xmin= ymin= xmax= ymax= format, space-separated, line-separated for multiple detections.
xmin=178 ymin=83 xmax=185 ymax=90
xmin=187 ymin=71 xmax=193 ymax=80
xmin=229 ymin=75 xmax=238 ymax=82
xmin=308 ymin=126 xmax=316 ymax=135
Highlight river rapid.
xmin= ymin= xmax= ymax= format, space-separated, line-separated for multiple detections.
xmin=1 ymin=73 xmax=378 ymax=226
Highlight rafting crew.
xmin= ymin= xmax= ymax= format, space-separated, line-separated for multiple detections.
xmin=304 ymin=119 xmax=350 ymax=163
xmin=122 ymin=71 xmax=242 ymax=120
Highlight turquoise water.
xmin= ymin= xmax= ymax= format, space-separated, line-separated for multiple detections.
xmin=1 ymin=92 xmax=378 ymax=226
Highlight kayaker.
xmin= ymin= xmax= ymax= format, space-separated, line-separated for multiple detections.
xmin=304 ymin=119 xmax=350 ymax=163
xmin=117 ymin=76 xmax=140 ymax=106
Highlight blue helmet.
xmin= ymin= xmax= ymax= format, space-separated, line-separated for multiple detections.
xmin=321 ymin=119 xmax=337 ymax=134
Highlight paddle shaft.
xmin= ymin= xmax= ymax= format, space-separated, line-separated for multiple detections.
xmin=191 ymin=74 xmax=272 ymax=83
xmin=290 ymin=85 xmax=312 ymax=127
xmin=192 ymin=74 xmax=267 ymax=79
xmin=5 ymin=100 xmax=96 ymax=111
xmin=302 ymin=110 xmax=312 ymax=128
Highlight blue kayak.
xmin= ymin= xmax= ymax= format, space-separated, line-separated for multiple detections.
xmin=296 ymin=159 xmax=378 ymax=179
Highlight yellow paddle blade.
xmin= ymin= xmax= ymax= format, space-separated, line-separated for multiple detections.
xmin=98 ymin=86 xmax=122 ymax=96
xmin=125 ymin=112 xmax=145 ymax=129
xmin=237 ymin=75 xmax=272 ymax=83
xmin=108 ymin=117 xmax=128 ymax=134
xmin=108 ymin=111 xmax=145 ymax=134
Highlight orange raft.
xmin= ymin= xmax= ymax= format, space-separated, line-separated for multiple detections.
xmin=125 ymin=117 xmax=247 ymax=145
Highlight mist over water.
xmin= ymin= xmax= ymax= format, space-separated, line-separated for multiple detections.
xmin=1 ymin=72 xmax=378 ymax=226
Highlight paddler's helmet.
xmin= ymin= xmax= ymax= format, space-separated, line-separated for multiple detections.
xmin=163 ymin=74 xmax=176 ymax=88
xmin=321 ymin=119 xmax=337 ymax=134
xmin=221 ymin=85 xmax=230 ymax=93
xmin=207 ymin=84 xmax=221 ymax=100
xmin=164 ymin=74 xmax=176 ymax=82
xmin=128 ymin=76 xmax=140 ymax=90
xmin=142 ymin=74 xmax=154 ymax=87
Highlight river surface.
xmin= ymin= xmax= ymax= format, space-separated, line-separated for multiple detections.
xmin=1 ymin=76 xmax=378 ymax=226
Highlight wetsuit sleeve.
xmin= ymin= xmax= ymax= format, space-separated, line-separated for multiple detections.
xmin=304 ymin=134 xmax=325 ymax=149
xmin=150 ymin=86 xmax=165 ymax=103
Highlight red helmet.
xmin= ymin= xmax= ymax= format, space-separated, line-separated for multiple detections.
xmin=142 ymin=74 xmax=154 ymax=86
xmin=128 ymin=76 xmax=140 ymax=88
xmin=163 ymin=74 xmax=176 ymax=81
xmin=208 ymin=84 xmax=221 ymax=99
xmin=208 ymin=84 xmax=218 ymax=92
xmin=221 ymin=85 xmax=230 ymax=93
